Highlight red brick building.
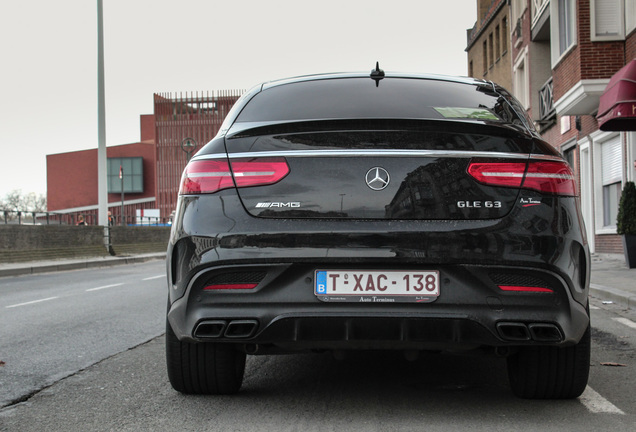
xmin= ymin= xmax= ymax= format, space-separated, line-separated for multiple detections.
xmin=532 ymin=0 xmax=636 ymax=254
xmin=46 ymin=91 xmax=242 ymax=225
xmin=467 ymin=0 xmax=636 ymax=255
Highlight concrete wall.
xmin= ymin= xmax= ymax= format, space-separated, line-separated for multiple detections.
xmin=0 ymin=225 xmax=170 ymax=262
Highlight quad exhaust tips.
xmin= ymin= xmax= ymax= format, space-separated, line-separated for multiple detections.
xmin=496 ymin=322 xmax=563 ymax=342
xmin=194 ymin=319 xmax=259 ymax=339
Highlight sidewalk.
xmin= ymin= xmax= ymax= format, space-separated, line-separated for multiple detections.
xmin=589 ymin=253 xmax=636 ymax=309
xmin=0 ymin=253 xmax=165 ymax=278
xmin=0 ymin=252 xmax=633 ymax=309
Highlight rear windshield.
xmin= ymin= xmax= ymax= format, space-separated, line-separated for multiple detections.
xmin=235 ymin=77 xmax=530 ymax=128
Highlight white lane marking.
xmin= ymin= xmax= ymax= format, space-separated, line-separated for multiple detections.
xmin=86 ymin=283 xmax=124 ymax=292
xmin=142 ymin=275 xmax=164 ymax=281
xmin=6 ymin=296 xmax=59 ymax=309
xmin=579 ymin=386 xmax=625 ymax=414
xmin=613 ymin=317 xmax=636 ymax=330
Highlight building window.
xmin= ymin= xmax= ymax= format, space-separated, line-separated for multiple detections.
xmin=563 ymin=140 xmax=578 ymax=191
xmin=591 ymin=0 xmax=625 ymax=41
xmin=469 ymin=60 xmax=474 ymax=77
xmin=489 ymin=33 xmax=494 ymax=67
xmin=483 ymin=40 xmax=488 ymax=75
xmin=601 ymin=136 xmax=623 ymax=228
xmin=603 ymin=182 xmax=622 ymax=227
xmin=558 ymin=0 xmax=575 ymax=54
xmin=108 ymin=157 xmax=144 ymax=193
xmin=495 ymin=24 xmax=501 ymax=59
xmin=502 ymin=17 xmax=508 ymax=54
xmin=513 ymin=48 xmax=529 ymax=109
xmin=551 ymin=0 xmax=577 ymax=64
xmin=564 ymin=146 xmax=575 ymax=170
xmin=511 ymin=0 xmax=526 ymax=23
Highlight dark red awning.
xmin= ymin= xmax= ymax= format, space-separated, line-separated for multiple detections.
xmin=597 ymin=59 xmax=636 ymax=131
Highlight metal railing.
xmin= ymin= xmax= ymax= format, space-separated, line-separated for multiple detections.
xmin=538 ymin=77 xmax=555 ymax=123
xmin=531 ymin=0 xmax=550 ymax=28
xmin=1 ymin=210 xmax=171 ymax=226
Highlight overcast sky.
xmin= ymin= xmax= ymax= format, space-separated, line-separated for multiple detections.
xmin=0 ymin=0 xmax=477 ymax=199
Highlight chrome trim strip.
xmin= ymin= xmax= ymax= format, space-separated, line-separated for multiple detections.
xmin=192 ymin=153 xmax=228 ymax=160
xmin=528 ymin=154 xmax=565 ymax=162
xmin=193 ymin=150 xmax=539 ymax=160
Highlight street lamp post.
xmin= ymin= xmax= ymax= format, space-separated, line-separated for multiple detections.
xmin=97 ymin=0 xmax=108 ymax=228
xmin=120 ymin=165 xmax=125 ymax=226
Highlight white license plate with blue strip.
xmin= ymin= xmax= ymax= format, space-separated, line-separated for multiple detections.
xmin=314 ymin=270 xmax=440 ymax=303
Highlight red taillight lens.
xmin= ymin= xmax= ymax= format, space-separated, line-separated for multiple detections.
xmin=203 ymin=283 xmax=258 ymax=290
xmin=230 ymin=158 xmax=290 ymax=188
xmin=467 ymin=159 xmax=577 ymax=196
xmin=523 ymin=161 xmax=577 ymax=196
xmin=498 ymin=285 xmax=554 ymax=293
xmin=467 ymin=161 xmax=525 ymax=188
xmin=179 ymin=157 xmax=289 ymax=195
xmin=180 ymin=160 xmax=234 ymax=195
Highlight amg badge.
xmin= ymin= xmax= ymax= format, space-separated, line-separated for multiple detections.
xmin=256 ymin=202 xmax=301 ymax=208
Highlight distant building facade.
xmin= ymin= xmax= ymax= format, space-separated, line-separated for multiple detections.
xmin=46 ymin=91 xmax=242 ymax=225
xmin=466 ymin=0 xmax=512 ymax=91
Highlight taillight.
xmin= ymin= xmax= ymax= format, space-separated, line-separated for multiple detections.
xmin=523 ymin=161 xmax=577 ymax=196
xmin=230 ymin=158 xmax=290 ymax=188
xmin=179 ymin=159 xmax=234 ymax=195
xmin=467 ymin=159 xmax=577 ymax=196
xmin=467 ymin=161 xmax=525 ymax=188
xmin=179 ymin=157 xmax=289 ymax=195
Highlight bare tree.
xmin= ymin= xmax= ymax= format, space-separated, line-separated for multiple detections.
xmin=1 ymin=190 xmax=47 ymax=212
xmin=22 ymin=192 xmax=47 ymax=212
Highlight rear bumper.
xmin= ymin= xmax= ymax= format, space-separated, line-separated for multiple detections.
xmin=167 ymin=193 xmax=590 ymax=351
xmin=167 ymin=261 xmax=589 ymax=351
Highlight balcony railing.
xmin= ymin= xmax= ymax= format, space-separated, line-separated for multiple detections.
xmin=531 ymin=0 xmax=550 ymax=27
xmin=538 ymin=77 xmax=556 ymax=126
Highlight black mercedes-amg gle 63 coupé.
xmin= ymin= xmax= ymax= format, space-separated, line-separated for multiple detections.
xmin=166 ymin=66 xmax=591 ymax=399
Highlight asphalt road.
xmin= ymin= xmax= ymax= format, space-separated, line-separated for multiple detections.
xmin=1 ymin=264 xmax=636 ymax=431
xmin=0 ymin=260 xmax=166 ymax=408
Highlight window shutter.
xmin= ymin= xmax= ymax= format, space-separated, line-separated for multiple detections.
xmin=601 ymin=136 xmax=622 ymax=185
xmin=594 ymin=0 xmax=621 ymax=38
xmin=627 ymin=0 xmax=636 ymax=35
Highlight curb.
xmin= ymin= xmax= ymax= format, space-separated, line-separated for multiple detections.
xmin=589 ymin=283 xmax=636 ymax=309
xmin=0 ymin=254 xmax=166 ymax=278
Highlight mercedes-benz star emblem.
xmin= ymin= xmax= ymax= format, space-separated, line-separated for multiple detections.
xmin=365 ymin=167 xmax=390 ymax=191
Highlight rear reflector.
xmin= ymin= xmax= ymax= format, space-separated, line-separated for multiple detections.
xmin=467 ymin=159 xmax=577 ymax=196
xmin=180 ymin=157 xmax=289 ymax=195
xmin=498 ymin=285 xmax=554 ymax=293
xmin=204 ymin=283 xmax=259 ymax=290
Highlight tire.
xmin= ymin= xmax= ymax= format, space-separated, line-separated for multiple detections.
xmin=507 ymin=324 xmax=590 ymax=399
xmin=166 ymin=319 xmax=246 ymax=395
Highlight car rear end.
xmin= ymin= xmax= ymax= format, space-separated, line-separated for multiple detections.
xmin=166 ymin=73 xmax=590 ymax=398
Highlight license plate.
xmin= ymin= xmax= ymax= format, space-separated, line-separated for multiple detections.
xmin=315 ymin=270 xmax=440 ymax=303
